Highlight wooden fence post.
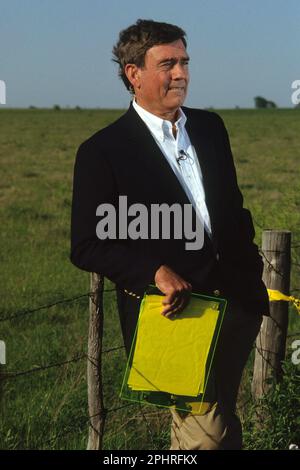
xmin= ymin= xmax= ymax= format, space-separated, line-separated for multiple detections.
xmin=87 ymin=273 xmax=105 ymax=450
xmin=252 ymin=230 xmax=291 ymax=399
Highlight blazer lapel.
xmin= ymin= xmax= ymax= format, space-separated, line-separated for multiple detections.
xmin=120 ymin=103 xmax=192 ymax=205
xmin=184 ymin=110 xmax=220 ymax=250
xmin=119 ymin=103 xmax=219 ymax=251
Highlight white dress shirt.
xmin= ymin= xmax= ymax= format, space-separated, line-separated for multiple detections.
xmin=132 ymin=99 xmax=212 ymax=236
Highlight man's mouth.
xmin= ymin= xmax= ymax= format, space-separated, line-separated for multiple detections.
xmin=168 ymin=86 xmax=185 ymax=92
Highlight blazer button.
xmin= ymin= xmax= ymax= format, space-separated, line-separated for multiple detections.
xmin=213 ymin=289 xmax=221 ymax=297
xmin=216 ymin=253 xmax=220 ymax=261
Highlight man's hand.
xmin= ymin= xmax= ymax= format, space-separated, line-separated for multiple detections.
xmin=154 ymin=265 xmax=192 ymax=318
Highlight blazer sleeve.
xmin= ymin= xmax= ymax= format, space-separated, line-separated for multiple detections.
xmin=70 ymin=139 xmax=162 ymax=290
xmin=215 ymin=114 xmax=264 ymax=276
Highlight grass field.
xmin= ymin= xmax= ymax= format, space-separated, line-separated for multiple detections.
xmin=0 ymin=107 xmax=299 ymax=450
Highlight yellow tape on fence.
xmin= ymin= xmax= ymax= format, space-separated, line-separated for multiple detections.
xmin=267 ymin=289 xmax=300 ymax=315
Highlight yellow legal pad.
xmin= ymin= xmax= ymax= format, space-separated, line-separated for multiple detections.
xmin=127 ymin=294 xmax=220 ymax=397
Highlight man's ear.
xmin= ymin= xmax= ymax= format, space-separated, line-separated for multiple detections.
xmin=124 ymin=64 xmax=141 ymax=92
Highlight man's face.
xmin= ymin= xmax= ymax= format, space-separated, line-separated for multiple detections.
xmin=132 ymin=39 xmax=190 ymax=118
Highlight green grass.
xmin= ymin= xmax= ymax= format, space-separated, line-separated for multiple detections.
xmin=0 ymin=107 xmax=299 ymax=450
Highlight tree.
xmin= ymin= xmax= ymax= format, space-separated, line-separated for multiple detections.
xmin=254 ymin=96 xmax=277 ymax=109
xmin=266 ymin=101 xmax=277 ymax=109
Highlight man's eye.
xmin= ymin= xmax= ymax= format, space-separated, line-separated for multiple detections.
xmin=160 ymin=59 xmax=189 ymax=69
xmin=161 ymin=62 xmax=172 ymax=68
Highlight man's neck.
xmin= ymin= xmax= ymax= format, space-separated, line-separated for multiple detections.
xmin=134 ymin=98 xmax=180 ymax=124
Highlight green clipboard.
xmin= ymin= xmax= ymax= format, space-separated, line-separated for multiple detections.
xmin=120 ymin=285 xmax=227 ymax=415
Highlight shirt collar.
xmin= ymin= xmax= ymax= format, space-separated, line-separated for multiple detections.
xmin=132 ymin=98 xmax=187 ymax=142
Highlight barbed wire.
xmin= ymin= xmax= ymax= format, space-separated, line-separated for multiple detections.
xmin=0 ymin=353 xmax=87 ymax=380
xmin=30 ymin=402 xmax=138 ymax=449
xmin=0 ymin=345 xmax=124 ymax=381
xmin=1 ymin=341 xmax=298 ymax=449
xmin=0 ymin=293 xmax=90 ymax=322
xmin=259 ymin=249 xmax=284 ymax=277
xmin=0 ymin=264 xmax=299 ymax=449
xmin=0 ymin=288 xmax=117 ymax=322
xmin=0 ymin=278 xmax=297 ymax=385
xmin=102 ymin=345 xmax=124 ymax=354
xmin=254 ymin=342 xmax=278 ymax=372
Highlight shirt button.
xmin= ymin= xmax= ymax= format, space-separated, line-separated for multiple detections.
xmin=213 ymin=289 xmax=221 ymax=297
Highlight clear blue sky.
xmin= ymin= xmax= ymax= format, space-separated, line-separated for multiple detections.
xmin=0 ymin=0 xmax=299 ymax=108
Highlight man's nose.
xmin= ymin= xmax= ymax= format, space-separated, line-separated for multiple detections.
xmin=171 ymin=62 xmax=188 ymax=80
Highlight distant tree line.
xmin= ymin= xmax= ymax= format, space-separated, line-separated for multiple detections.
xmin=254 ymin=96 xmax=277 ymax=109
xmin=28 ymin=105 xmax=82 ymax=110
xmin=26 ymin=100 xmax=300 ymax=110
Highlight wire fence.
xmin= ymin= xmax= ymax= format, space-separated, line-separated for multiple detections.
xmin=0 ymin=286 xmax=160 ymax=449
xmin=0 ymin=240 xmax=299 ymax=450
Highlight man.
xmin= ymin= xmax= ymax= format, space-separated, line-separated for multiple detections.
xmin=71 ymin=19 xmax=269 ymax=450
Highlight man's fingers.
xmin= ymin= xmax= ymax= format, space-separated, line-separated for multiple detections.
xmin=163 ymin=297 xmax=186 ymax=318
xmin=162 ymin=284 xmax=192 ymax=306
xmin=161 ymin=290 xmax=191 ymax=317
xmin=162 ymin=291 xmax=178 ymax=306
xmin=162 ymin=296 xmax=182 ymax=315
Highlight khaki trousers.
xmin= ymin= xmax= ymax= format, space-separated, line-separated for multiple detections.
xmin=170 ymin=301 xmax=263 ymax=450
